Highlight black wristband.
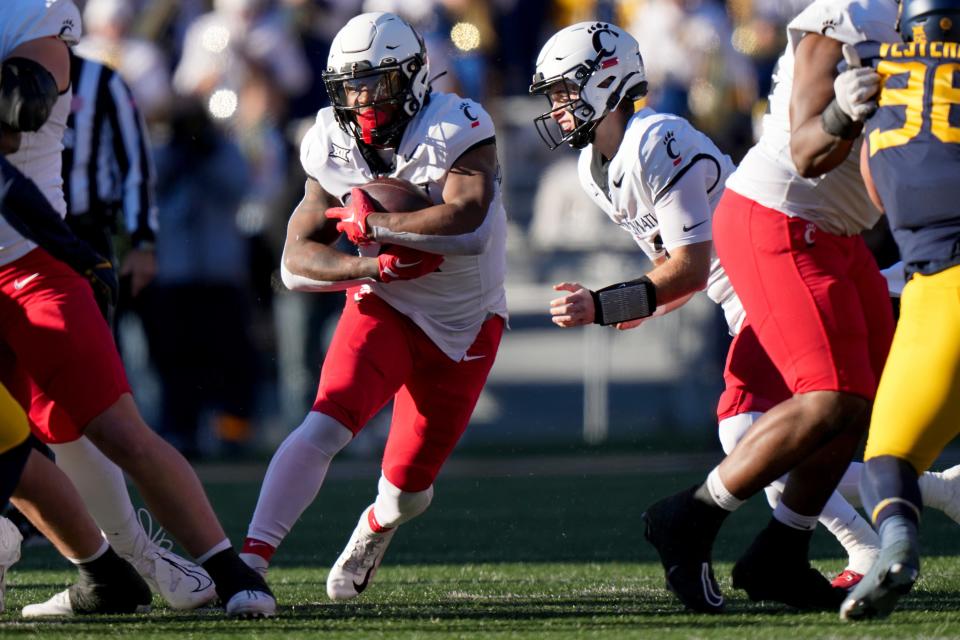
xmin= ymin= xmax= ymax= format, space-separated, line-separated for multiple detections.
xmin=590 ymin=276 xmax=657 ymax=326
xmin=821 ymin=99 xmax=862 ymax=140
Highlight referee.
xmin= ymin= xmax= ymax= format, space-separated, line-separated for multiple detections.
xmin=63 ymin=49 xmax=157 ymax=301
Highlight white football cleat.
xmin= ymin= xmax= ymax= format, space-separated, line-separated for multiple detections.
xmin=225 ymin=589 xmax=276 ymax=618
xmin=108 ymin=508 xmax=217 ymax=610
xmin=326 ymin=506 xmax=396 ymax=601
xmin=0 ymin=516 xmax=23 ymax=613
xmin=920 ymin=464 xmax=960 ymax=524
xmin=21 ymin=588 xmax=153 ymax=618
xmin=22 ymin=589 xmax=73 ymax=618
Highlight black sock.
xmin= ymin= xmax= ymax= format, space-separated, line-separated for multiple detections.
xmin=692 ymin=483 xmax=733 ymax=521
xmin=861 ymin=455 xmax=922 ymax=529
xmin=202 ymin=548 xmax=272 ymax=604
xmin=687 ymin=483 xmax=731 ymax=542
xmin=75 ymin=547 xmax=130 ymax=586
xmin=69 ymin=547 xmax=151 ymax=613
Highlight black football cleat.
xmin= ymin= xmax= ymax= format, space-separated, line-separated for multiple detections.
xmin=732 ymin=519 xmax=845 ymax=611
xmin=23 ymin=551 xmax=152 ymax=617
xmin=643 ymin=486 xmax=726 ymax=614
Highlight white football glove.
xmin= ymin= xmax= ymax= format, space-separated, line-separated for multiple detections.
xmin=834 ymin=43 xmax=880 ymax=122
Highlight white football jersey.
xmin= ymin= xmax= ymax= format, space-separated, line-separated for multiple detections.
xmin=726 ymin=0 xmax=898 ymax=236
xmin=300 ymin=92 xmax=508 ymax=361
xmin=0 ymin=0 xmax=80 ymax=267
xmin=577 ymin=108 xmax=745 ymax=332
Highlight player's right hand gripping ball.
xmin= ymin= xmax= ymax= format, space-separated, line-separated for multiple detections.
xmin=377 ymin=245 xmax=443 ymax=283
xmin=325 ymin=187 xmax=375 ymax=245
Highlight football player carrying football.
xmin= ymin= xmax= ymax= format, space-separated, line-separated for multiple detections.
xmin=241 ymin=12 xmax=508 ymax=602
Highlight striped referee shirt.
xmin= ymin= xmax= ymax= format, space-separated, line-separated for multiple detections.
xmin=63 ymin=50 xmax=157 ymax=248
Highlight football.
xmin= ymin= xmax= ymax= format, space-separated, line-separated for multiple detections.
xmin=354 ymin=177 xmax=432 ymax=213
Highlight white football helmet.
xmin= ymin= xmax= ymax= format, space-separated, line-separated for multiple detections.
xmin=530 ymin=22 xmax=647 ymax=150
xmin=323 ymin=12 xmax=430 ymax=148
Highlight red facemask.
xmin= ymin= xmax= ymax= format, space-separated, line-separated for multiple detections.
xmin=355 ymin=106 xmax=397 ymax=145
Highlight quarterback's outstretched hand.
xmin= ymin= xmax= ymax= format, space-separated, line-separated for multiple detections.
xmin=550 ymin=282 xmax=596 ymax=327
xmin=377 ymin=245 xmax=444 ymax=283
xmin=325 ymin=187 xmax=376 ymax=245
xmin=834 ymin=44 xmax=880 ymax=122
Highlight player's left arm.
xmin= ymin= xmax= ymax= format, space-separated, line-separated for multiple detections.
xmin=550 ymin=163 xmax=713 ymax=328
xmin=789 ymin=33 xmax=862 ymax=177
xmin=363 ymin=142 xmax=499 ymax=255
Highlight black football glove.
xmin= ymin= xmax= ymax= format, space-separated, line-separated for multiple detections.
xmin=83 ymin=258 xmax=119 ymax=324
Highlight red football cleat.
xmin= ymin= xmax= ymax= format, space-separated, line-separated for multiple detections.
xmin=832 ymin=569 xmax=865 ymax=590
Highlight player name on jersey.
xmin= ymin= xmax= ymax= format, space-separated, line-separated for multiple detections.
xmin=878 ymin=40 xmax=960 ymax=59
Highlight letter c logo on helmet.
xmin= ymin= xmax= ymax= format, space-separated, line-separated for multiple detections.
xmin=588 ymin=23 xmax=619 ymax=58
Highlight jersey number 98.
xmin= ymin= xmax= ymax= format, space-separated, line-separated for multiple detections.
xmin=869 ymin=60 xmax=960 ymax=154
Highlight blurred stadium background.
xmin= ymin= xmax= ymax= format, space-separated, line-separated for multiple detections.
xmin=82 ymin=0 xmax=820 ymax=458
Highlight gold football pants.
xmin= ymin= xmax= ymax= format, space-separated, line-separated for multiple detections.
xmin=865 ymin=263 xmax=960 ymax=472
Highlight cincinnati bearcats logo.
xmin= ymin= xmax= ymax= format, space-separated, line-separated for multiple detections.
xmin=587 ymin=23 xmax=619 ymax=58
xmin=459 ymin=102 xmax=480 ymax=128
xmin=664 ymin=131 xmax=682 ymax=166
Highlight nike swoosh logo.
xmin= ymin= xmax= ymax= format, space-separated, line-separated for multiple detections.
xmin=246 ymin=541 xmax=271 ymax=549
xmin=161 ymin=556 xmax=215 ymax=593
xmin=462 ymin=354 xmax=486 ymax=362
xmin=13 ymin=273 xmax=39 ymax=290
xmin=393 ymin=259 xmax=422 ymax=269
xmin=612 ymin=174 xmax=625 ymax=188
xmin=682 ymin=220 xmax=708 ymax=232
xmin=353 ymin=566 xmax=375 ymax=593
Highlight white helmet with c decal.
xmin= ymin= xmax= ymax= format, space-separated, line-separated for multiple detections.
xmin=530 ymin=22 xmax=647 ymax=149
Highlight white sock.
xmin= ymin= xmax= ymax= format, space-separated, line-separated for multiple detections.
xmin=372 ymin=474 xmax=433 ymax=530
xmin=50 ymin=438 xmax=137 ymax=537
xmin=834 ymin=462 xmax=864 ymax=508
xmin=69 ymin=539 xmax=109 ymax=565
xmin=706 ymin=467 xmax=744 ymax=512
xmin=196 ymin=538 xmax=232 ymax=564
xmin=246 ymin=412 xmax=353 ymax=547
xmin=819 ymin=491 xmax=879 ymax=574
xmin=773 ymin=501 xmax=819 ymax=531
xmin=239 ymin=552 xmax=269 ymax=573
xmin=919 ymin=471 xmax=946 ymax=510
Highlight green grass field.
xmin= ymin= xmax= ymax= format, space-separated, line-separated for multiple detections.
xmin=4 ymin=464 xmax=960 ymax=638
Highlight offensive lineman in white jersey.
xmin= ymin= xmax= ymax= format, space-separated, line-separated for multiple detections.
xmin=0 ymin=0 xmax=272 ymax=617
xmin=240 ymin=12 xmax=508 ymax=601
xmin=644 ymin=0 xmax=902 ymax=614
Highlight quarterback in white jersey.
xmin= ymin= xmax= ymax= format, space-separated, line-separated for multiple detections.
xmin=242 ymin=12 xmax=507 ymax=602
xmin=0 ymin=0 xmax=271 ymax=618
xmin=646 ymin=0 xmax=900 ymax=615
xmin=531 ymin=22 xmax=741 ymax=333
